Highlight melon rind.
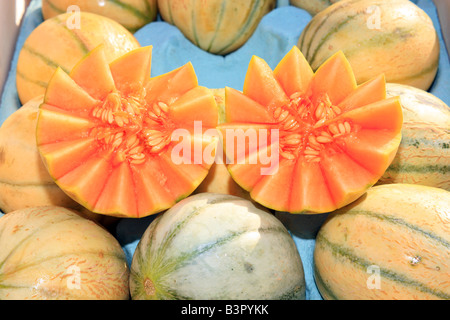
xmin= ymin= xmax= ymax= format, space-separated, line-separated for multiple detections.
xmin=129 ymin=193 xmax=306 ymax=300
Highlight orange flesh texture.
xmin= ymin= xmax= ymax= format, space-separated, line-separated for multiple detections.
xmin=219 ymin=47 xmax=403 ymax=213
xmin=36 ymin=45 xmax=219 ymax=218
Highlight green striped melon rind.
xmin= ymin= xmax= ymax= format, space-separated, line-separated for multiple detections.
xmin=16 ymin=11 xmax=140 ymax=104
xmin=0 ymin=206 xmax=129 ymax=300
xmin=314 ymin=184 xmax=450 ymax=300
xmin=290 ymin=0 xmax=342 ymax=16
xmin=315 ymin=212 xmax=450 ymax=300
xmin=16 ymin=15 xmax=91 ymax=92
xmin=379 ymin=83 xmax=450 ymax=191
xmin=297 ymin=0 xmax=439 ymax=90
xmin=130 ymin=193 xmax=305 ymax=300
xmin=158 ymin=0 xmax=276 ymax=55
xmin=42 ymin=0 xmax=158 ymax=32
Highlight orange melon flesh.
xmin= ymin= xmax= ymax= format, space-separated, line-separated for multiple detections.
xmin=132 ymin=157 xmax=179 ymax=214
xmin=158 ymin=152 xmax=210 ymax=192
xmin=274 ymin=45 xmax=314 ymax=96
xmin=218 ymin=46 xmax=403 ymax=213
xmin=145 ymin=63 xmax=198 ymax=106
xmin=69 ymin=45 xmax=116 ymax=100
xmin=226 ymin=142 xmax=277 ymax=191
xmin=249 ymin=159 xmax=296 ymax=210
xmin=36 ymin=107 xmax=97 ymax=144
xmin=338 ymin=97 xmax=403 ymax=131
xmin=290 ymin=160 xmax=335 ymax=213
xmin=109 ymin=46 xmax=152 ymax=95
xmin=219 ymin=123 xmax=279 ymax=165
xmin=95 ymin=161 xmax=138 ymax=215
xmin=243 ymin=55 xmax=288 ymax=109
xmin=334 ymin=130 xmax=402 ymax=176
xmin=319 ymin=150 xmax=376 ymax=208
xmin=37 ymin=137 xmax=99 ymax=179
xmin=337 ymin=74 xmax=386 ymax=112
xmin=36 ymin=45 xmax=219 ymax=218
xmin=308 ymin=51 xmax=357 ymax=105
xmin=57 ymin=155 xmax=112 ymax=208
xmin=225 ymin=87 xmax=277 ymax=124
xmin=44 ymin=68 xmax=99 ymax=114
xmin=169 ymin=86 xmax=219 ymax=128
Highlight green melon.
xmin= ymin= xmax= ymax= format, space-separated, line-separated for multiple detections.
xmin=129 ymin=193 xmax=305 ymax=300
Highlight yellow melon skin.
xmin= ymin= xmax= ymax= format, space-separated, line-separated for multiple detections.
xmin=0 ymin=96 xmax=79 ymax=213
xmin=290 ymin=0 xmax=410 ymax=16
xmin=16 ymin=11 xmax=140 ymax=104
xmin=41 ymin=0 xmax=158 ymax=32
xmin=0 ymin=206 xmax=129 ymax=300
xmin=195 ymin=158 xmax=252 ymax=199
xmin=314 ymin=184 xmax=450 ymax=300
xmin=157 ymin=0 xmax=276 ymax=55
xmin=290 ymin=0 xmax=342 ymax=16
xmin=297 ymin=0 xmax=440 ymax=91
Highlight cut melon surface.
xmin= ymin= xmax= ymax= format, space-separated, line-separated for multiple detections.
xmin=36 ymin=45 xmax=219 ymax=218
xmin=217 ymin=47 xmax=403 ymax=213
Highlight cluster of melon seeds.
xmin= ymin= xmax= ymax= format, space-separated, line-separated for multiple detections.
xmin=274 ymin=91 xmax=355 ymax=163
xmin=90 ymin=92 xmax=174 ymax=166
xmin=36 ymin=45 xmax=219 ymax=218
xmin=218 ymin=46 xmax=403 ymax=214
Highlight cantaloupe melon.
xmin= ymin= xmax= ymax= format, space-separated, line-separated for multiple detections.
xmin=16 ymin=11 xmax=140 ymax=104
xmin=314 ymin=184 xmax=450 ymax=300
xmin=36 ymin=45 xmax=219 ymax=218
xmin=0 ymin=206 xmax=129 ymax=300
xmin=217 ymin=46 xmax=403 ymax=213
xmin=297 ymin=0 xmax=440 ymax=90
xmin=129 ymin=193 xmax=306 ymax=299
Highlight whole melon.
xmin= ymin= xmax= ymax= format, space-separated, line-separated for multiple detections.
xmin=41 ymin=0 xmax=158 ymax=32
xmin=0 ymin=206 xmax=129 ymax=300
xmin=16 ymin=11 xmax=140 ymax=104
xmin=314 ymin=184 xmax=450 ymax=300
xmin=0 ymin=96 xmax=79 ymax=213
xmin=379 ymin=83 xmax=450 ymax=190
xmin=129 ymin=193 xmax=306 ymax=300
xmin=290 ymin=0 xmax=342 ymax=16
xmin=157 ymin=0 xmax=276 ymax=55
xmin=297 ymin=0 xmax=440 ymax=90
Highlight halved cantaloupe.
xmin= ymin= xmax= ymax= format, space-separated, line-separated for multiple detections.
xmin=218 ymin=46 xmax=403 ymax=214
xmin=36 ymin=45 xmax=219 ymax=218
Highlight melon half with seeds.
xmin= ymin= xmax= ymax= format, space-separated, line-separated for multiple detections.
xmin=36 ymin=45 xmax=219 ymax=218
xmin=218 ymin=46 xmax=403 ymax=213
